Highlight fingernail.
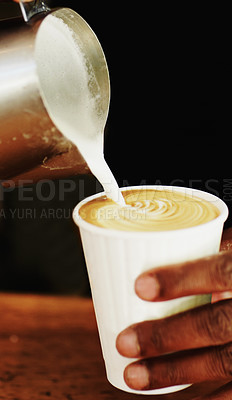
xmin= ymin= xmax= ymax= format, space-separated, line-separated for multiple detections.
xmin=116 ymin=327 xmax=140 ymax=357
xmin=135 ymin=275 xmax=160 ymax=301
xmin=124 ymin=364 xmax=150 ymax=391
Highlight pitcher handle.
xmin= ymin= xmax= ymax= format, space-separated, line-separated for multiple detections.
xmin=19 ymin=0 xmax=51 ymax=22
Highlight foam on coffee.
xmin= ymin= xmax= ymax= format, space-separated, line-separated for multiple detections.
xmin=35 ymin=12 xmax=124 ymax=205
xmin=79 ymin=189 xmax=220 ymax=231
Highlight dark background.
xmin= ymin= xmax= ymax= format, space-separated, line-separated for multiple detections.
xmin=0 ymin=1 xmax=231 ymax=295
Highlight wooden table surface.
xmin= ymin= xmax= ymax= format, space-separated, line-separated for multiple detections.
xmin=0 ymin=293 xmax=228 ymax=400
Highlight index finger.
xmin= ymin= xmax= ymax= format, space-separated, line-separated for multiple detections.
xmin=135 ymin=251 xmax=232 ymax=301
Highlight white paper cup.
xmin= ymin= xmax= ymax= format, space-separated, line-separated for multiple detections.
xmin=73 ymin=185 xmax=228 ymax=395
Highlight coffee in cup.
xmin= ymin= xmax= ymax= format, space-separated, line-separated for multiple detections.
xmin=79 ymin=188 xmax=220 ymax=231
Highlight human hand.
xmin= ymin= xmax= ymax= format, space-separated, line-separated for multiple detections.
xmin=116 ymin=229 xmax=232 ymax=398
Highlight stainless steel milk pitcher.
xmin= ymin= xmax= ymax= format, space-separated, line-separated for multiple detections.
xmin=0 ymin=6 xmax=110 ymax=183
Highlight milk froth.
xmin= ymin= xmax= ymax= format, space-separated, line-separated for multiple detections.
xmin=35 ymin=11 xmax=124 ymax=205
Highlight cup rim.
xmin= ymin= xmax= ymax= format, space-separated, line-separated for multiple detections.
xmin=73 ymin=185 xmax=229 ymax=238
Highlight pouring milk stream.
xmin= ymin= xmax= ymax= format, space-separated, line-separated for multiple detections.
xmin=34 ymin=13 xmax=125 ymax=205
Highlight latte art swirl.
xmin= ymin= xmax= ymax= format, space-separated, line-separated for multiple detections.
xmin=79 ymin=189 xmax=220 ymax=232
